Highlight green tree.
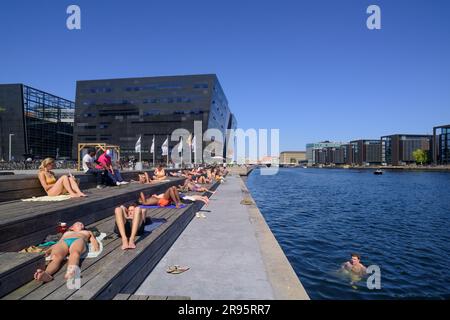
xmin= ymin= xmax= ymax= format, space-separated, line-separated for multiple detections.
xmin=412 ymin=149 xmax=428 ymax=165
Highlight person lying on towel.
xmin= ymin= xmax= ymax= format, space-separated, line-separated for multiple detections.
xmin=114 ymin=204 xmax=148 ymax=250
xmin=34 ymin=222 xmax=99 ymax=283
xmin=139 ymin=186 xmax=182 ymax=209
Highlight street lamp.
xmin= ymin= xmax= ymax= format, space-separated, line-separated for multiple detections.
xmin=9 ymin=134 xmax=15 ymax=161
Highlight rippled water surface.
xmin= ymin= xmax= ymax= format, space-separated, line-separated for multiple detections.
xmin=246 ymin=168 xmax=450 ymax=299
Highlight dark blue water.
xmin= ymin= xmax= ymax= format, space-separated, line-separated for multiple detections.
xmin=246 ymin=168 xmax=450 ymax=300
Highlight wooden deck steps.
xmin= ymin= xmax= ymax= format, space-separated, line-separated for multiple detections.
xmin=0 ymin=253 xmax=46 ymax=297
xmin=1 ymin=183 xmax=219 ymax=300
xmin=0 ymin=179 xmax=185 ymax=252
xmin=0 ymin=169 xmax=179 ymax=203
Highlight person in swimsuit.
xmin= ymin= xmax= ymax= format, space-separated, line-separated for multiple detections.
xmin=34 ymin=222 xmax=99 ymax=282
xmin=153 ymin=165 xmax=166 ymax=181
xmin=114 ymin=204 xmax=147 ymax=250
xmin=38 ymin=158 xmax=86 ymax=198
xmin=137 ymin=172 xmax=158 ymax=184
xmin=139 ymin=186 xmax=183 ymax=209
xmin=342 ymin=253 xmax=367 ymax=277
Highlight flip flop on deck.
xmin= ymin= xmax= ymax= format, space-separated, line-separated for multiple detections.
xmin=166 ymin=265 xmax=190 ymax=274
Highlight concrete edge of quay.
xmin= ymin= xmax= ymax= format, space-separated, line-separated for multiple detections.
xmin=238 ymin=174 xmax=310 ymax=300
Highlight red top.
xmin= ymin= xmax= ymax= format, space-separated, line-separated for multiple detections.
xmin=96 ymin=153 xmax=112 ymax=170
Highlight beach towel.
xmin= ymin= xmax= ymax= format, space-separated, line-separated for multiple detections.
xmin=22 ymin=195 xmax=72 ymax=202
xmin=139 ymin=204 xmax=187 ymax=209
xmin=45 ymin=233 xmax=106 ymax=261
xmin=144 ymin=219 xmax=167 ymax=233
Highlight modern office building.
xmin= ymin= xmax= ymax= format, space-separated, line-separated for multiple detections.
xmin=349 ymin=140 xmax=382 ymax=166
xmin=381 ymin=134 xmax=432 ymax=166
xmin=0 ymin=84 xmax=74 ymax=161
xmin=306 ymin=141 xmax=345 ymax=165
xmin=433 ymin=125 xmax=450 ymax=165
xmin=73 ymin=74 xmax=236 ymax=162
xmin=279 ymin=151 xmax=307 ymax=165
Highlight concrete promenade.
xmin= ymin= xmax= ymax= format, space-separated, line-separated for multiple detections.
xmin=136 ymin=174 xmax=309 ymax=300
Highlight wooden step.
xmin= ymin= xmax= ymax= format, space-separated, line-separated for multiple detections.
xmin=1 ymin=182 xmax=219 ymax=300
xmin=0 ymin=252 xmax=45 ymax=298
xmin=0 ymin=179 xmax=185 ymax=252
xmin=113 ymin=293 xmax=191 ymax=300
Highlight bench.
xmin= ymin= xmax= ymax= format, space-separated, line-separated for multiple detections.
xmin=1 ymin=182 xmax=219 ymax=300
xmin=0 ymin=178 xmax=186 ymax=252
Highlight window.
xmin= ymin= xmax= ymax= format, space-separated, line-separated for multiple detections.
xmin=194 ymin=83 xmax=209 ymax=89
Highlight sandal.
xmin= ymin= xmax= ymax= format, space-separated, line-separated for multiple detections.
xmin=166 ymin=265 xmax=190 ymax=274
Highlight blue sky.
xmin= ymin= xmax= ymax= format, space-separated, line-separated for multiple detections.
xmin=1 ymin=0 xmax=449 ymax=151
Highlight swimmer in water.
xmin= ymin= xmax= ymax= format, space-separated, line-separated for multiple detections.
xmin=341 ymin=253 xmax=367 ymax=288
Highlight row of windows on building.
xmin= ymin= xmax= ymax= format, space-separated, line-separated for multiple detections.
xmin=87 ymin=83 xmax=210 ymax=94
xmin=81 ymin=96 xmax=204 ymax=107
xmin=82 ymin=109 xmax=206 ymax=118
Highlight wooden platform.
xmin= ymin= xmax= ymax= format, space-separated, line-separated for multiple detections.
xmin=0 ymin=253 xmax=45 ymax=297
xmin=0 ymin=179 xmax=184 ymax=252
xmin=0 ymin=169 xmax=165 ymax=203
xmin=1 ymin=182 xmax=219 ymax=300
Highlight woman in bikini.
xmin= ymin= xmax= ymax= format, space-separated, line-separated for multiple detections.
xmin=38 ymin=158 xmax=86 ymax=198
xmin=139 ymin=186 xmax=182 ymax=208
xmin=34 ymin=222 xmax=99 ymax=282
xmin=153 ymin=165 xmax=167 ymax=181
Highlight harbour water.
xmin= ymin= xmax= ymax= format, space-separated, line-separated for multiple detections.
xmin=246 ymin=168 xmax=450 ymax=300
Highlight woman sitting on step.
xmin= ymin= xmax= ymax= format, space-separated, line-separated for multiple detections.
xmin=114 ymin=204 xmax=148 ymax=250
xmin=38 ymin=158 xmax=87 ymax=198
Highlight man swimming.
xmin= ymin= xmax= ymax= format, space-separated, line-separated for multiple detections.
xmin=34 ymin=222 xmax=99 ymax=282
xmin=342 ymin=253 xmax=367 ymax=277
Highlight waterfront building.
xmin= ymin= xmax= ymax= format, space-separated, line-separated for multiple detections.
xmin=331 ymin=146 xmax=346 ymax=164
xmin=349 ymin=140 xmax=382 ymax=166
xmin=433 ymin=125 xmax=450 ymax=165
xmin=279 ymin=151 xmax=307 ymax=165
xmin=0 ymin=84 xmax=74 ymax=161
xmin=381 ymin=134 xmax=432 ymax=166
xmin=306 ymin=141 xmax=345 ymax=165
xmin=73 ymin=74 xmax=236 ymax=162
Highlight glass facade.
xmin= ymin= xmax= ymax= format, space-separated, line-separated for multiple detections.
xmin=434 ymin=126 xmax=450 ymax=164
xmin=0 ymin=84 xmax=74 ymax=160
xmin=23 ymin=86 xmax=75 ymax=158
xmin=74 ymin=75 xmax=234 ymax=161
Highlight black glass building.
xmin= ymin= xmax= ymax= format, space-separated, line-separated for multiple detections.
xmin=0 ymin=84 xmax=74 ymax=161
xmin=433 ymin=125 xmax=450 ymax=165
xmin=73 ymin=74 xmax=237 ymax=162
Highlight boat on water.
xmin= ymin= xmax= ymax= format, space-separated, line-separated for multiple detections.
xmin=374 ymin=169 xmax=384 ymax=175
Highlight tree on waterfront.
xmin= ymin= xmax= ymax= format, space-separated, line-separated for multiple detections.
xmin=413 ymin=149 xmax=428 ymax=165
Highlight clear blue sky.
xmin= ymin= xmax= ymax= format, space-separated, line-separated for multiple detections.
xmin=1 ymin=0 xmax=449 ymax=151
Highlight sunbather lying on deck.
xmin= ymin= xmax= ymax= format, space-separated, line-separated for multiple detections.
xmin=114 ymin=204 xmax=148 ymax=250
xmin=139 ymin=186 xmax=182 ymax=208
xmin=34 ymin=222 xmax=99 ymax=283
xmin=178 ymin=177 xmax=215 ymax=194
xmin=38 ymin=158 xmax=87 ymax=198
xmin=137 ymin=172 xmax=162 ymax=184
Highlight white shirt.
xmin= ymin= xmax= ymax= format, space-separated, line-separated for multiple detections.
xmin=82 ymin=154 xmax=94 ymax=173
